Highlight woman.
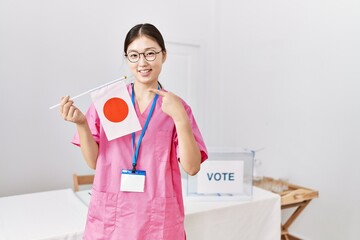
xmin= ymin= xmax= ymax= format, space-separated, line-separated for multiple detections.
xmin=60 ymin=23 xmax=208 ymax=240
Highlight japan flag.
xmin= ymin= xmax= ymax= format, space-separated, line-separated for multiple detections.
xmin=90 ymin=80 xmax=141 ymax=141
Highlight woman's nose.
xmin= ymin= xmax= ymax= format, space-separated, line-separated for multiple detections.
xmin=138 ymin=54 xmax=148 ymax=65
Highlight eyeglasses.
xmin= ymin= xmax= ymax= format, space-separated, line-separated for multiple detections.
xmin=125 ymin=50 xmax=162 ymax=63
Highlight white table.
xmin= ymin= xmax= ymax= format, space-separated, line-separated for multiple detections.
xmin=0 ymin=187 xmax=280 ymax=240
xmin=0 ymin=189 xmax=87 ymax=240
xmin=76 ymin=187 xmax=281 ymax=240
xmin=184 ymin=187 xmax=281 ymax=240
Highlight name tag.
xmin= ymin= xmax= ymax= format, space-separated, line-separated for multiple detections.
xmin=120 ymin=170 xmax=146 ymax=192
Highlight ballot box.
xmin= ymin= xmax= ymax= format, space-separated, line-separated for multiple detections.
xmin=185 ymin=151 xmax=254 ymax=200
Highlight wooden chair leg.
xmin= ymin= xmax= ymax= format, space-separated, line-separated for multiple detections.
xmin=283 ymin=201 xmax=310 ymax=230
xmin=73 ymin=174 xmax=79 ymax=192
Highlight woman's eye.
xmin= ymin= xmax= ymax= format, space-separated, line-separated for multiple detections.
xmin=129 ymin=53 xmax=138 ymax=58
xmin=145 ymin=51 xmax=155 ymax=57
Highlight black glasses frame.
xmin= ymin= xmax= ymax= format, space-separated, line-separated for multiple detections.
xmin=125 ymin=50 xmax=162 ymax=63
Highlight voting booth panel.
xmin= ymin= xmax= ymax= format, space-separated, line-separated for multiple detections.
xmin=186 ymin=151 xmax=254 ymax=200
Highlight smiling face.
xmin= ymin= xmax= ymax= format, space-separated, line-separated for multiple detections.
xmin=126 ymin=36 xmax=166 ymax=87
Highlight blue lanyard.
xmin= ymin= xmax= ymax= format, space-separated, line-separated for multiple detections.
xmin=131 ymin=84 xmax=160 ymax=172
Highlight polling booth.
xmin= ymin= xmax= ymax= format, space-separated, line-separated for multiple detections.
xmin=182 ymin=151 xmax=281 ymax=240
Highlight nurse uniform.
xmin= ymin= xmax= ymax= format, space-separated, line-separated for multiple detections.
xmin=72 ymin=84 xmax=208 ymax=240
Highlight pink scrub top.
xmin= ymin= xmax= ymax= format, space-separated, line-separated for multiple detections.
xmin=72 ymin=84 xmax=208 ymax=240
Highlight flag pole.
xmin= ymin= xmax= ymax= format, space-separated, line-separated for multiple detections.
xmin=49 ymin=76 xmax=129 ymax=110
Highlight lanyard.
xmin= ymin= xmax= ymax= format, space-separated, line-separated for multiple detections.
xmin=131 ymin=83 xmax=160 ymax=172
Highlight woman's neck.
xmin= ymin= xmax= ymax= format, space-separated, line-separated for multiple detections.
xmin=133 ymin=81 xmax=158 ymax=106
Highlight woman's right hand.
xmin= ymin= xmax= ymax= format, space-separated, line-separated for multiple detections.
xmin=60 ymin=96 xmax=86 ymax=125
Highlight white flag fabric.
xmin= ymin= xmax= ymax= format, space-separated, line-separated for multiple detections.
xmin=90 ymin=80 xmax=141 ymax=141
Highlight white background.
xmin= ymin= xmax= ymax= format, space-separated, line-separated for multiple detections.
xmin=1 ymin=0 xmax=359 ymax=239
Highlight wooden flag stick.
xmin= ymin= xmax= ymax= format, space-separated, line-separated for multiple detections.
xmin=49 ymin=76 xmax=129 ymax=110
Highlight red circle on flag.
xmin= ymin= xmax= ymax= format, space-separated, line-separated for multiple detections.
xmin=103 ymin=97 xmax=129 ymax=122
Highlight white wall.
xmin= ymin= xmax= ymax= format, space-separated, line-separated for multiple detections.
xmin=0 ymin=0 xmax=215 ymax=195
xmin=1 ymin=0 xmax=359 ymax=239
xmin=207 ymin=1 xmax=360 ymax=240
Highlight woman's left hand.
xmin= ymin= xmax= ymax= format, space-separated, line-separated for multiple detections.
xmin=149 ymin=89 xmax=187 ymax=122
xmin=150 ymin=88 xmax=201 ymax=175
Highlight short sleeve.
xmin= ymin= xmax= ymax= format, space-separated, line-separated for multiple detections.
xmin=71 ymin=104 xmax=101 ymax=146
xmin=174 ymin=103 xmax=208 ymax=163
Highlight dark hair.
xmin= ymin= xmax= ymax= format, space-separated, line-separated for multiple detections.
xmin=124 ymin=23 xmax=166 ymax=54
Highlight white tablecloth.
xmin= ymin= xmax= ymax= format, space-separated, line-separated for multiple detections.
xmin=0 ymin=189 xmax=88 ymax=240
xmin=0 ymin=187 xmax=280 ymax=240
xmin=184 ymin=187 xmax=281 ymax=240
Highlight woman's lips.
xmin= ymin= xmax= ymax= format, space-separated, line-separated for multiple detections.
xmin=139 ymin=69 xmax=151 ymax=77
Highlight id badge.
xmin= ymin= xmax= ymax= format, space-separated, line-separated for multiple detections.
xmin=120 ymin=169 xmax=146 ymax=192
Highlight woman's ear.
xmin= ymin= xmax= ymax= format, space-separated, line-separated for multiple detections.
xmin=162 ymin=51 xmax=167 ymax=63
